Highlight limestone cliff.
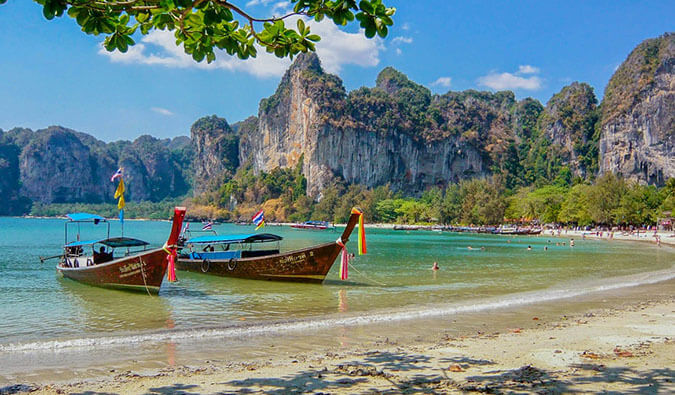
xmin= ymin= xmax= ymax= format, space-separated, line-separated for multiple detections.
xmin=191 ymin=115 xmax=239 ymax=194
xmin=240 ymin=53 xmax=518 ymax=196
xmin=538 ymin=82 xmax=600 ymax=178
xmin=0 ymin=126 xmax=192 ymax=210
xmin=599 ymin=33 xmax=674 ymax=185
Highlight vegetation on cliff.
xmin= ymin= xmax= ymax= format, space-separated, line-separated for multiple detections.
xmin=602 ymin=33 xmax=674 ymax=124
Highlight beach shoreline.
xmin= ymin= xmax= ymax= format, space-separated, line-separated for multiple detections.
xmin=5 ymin=278 xmax=673 ymax=394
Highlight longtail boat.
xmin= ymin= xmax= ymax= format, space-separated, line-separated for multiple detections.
xmin=176 ymin=209 xmax=364 ymax=283
xmin=54 ymin=207 xmax=186 ymax=293
xmin=290 ymin=220 xmax=335 ymax=230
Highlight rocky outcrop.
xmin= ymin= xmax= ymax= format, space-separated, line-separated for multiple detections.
xmin=117 ymin=135 xmax=191 ymax=201
xmin=538 ymin=82 xmax=599 ymax=178
xmin=240 ymin=53 xmax=518 ymax=196
xmin=0 ymin=131 xmax=31 ymax=214
xmin=599 ymin=33 xmax=674 ymax=185
xmin=191 ymin=115 xmax=239 ymax=194
xmin=17 ymin=126 xmax=115 ymax=203
xmin=0 ymin=126 xmax=192 ymax=211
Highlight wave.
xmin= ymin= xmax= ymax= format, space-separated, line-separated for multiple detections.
xmin=1 ymin=268 xmax=673 ymax=353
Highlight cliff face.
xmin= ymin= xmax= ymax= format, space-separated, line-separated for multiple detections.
xmin=538 ymin=82 xmax=599 ymax=178
xmin=0 ymin=131 xmax=31 ymax=214
xmin=240 ymin=53 xmax=517 ymax=196
xmin=599 ymin=33 xmax=675 ymax=185
xmin=17 ymin=126 xmax=114 ymax=203
xmin=191 ymin=115 xmax=239 ymax=194
xmin=0 ymin=126 xmax=192 ymax=211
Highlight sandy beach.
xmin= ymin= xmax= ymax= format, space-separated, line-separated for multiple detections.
xmin=3 ymin=278 xmax=672 ymax=395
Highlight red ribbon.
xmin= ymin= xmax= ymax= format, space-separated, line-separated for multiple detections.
xmin=336 ymin=239 xmax=348 ymax=280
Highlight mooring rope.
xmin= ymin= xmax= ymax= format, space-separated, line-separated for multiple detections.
xmin=347 ymin=261 xmax=387 ymax=286
xmin=139 ymin=257 xmax=151 ymax=296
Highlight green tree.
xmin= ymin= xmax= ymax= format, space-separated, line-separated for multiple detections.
xmin=16 ymin=0 xmax=395 ymax=62
xmin=558 ymin=184 xmax=593 ymax=225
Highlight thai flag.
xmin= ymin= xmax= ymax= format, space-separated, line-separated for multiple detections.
xmin=181 ymin=222 xmax=189 ymax=235
xmin=110 ymin=168 xmax=123 ymax=182
xmin=202 ymin=221 xmax=213 ymax=231
xmin=252 ymin=209 xmax=265 ymax=230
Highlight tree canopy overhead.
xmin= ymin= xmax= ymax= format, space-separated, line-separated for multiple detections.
xmin=4 ymin=0 xmax=395 ymax=63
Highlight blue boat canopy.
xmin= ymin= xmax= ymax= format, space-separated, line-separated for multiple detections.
xmin=101 ymin=237 xmax=149 ymax=248
xmin=65 ymin=237 xmax=148 ymax=248
xmin=66 ymin=213 xmax=107 ymax=222
xmin=65 ymin=239 xmax=104 ymax=247
xmin=185 ymin=233 xmax=282 ymax=245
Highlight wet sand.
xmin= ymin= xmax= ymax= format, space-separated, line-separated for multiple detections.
xmin=4 ymin=279 xmax=673 ymax=394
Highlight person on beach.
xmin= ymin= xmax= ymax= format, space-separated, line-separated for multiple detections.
xmin=431 ymin=261 xmax=439 ymax=271
xmin=570 ymin=239 xmax=575 ymax=247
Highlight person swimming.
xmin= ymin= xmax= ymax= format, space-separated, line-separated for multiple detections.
xmin=527 ymin=245 xmax=532 ymax=250
xmin=431 ymin=261 xmax=439 ymax=271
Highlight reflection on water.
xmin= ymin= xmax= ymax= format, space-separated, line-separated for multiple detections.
xmin=57 ymin=278 xmax=174 ymax=333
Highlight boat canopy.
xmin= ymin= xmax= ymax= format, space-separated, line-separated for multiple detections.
xmin=100 ymin=237 xmax=149 ymax=248
xmin=305 ymin=220 xmax=329 ymax=225
xmin=65 ymin=237 xmax=149 ymax=248
xmin=185 ymin=233 xmax=282 ymax=245
xmin=65 ymin=239 xmax=104 ymax=247
xmin=66 ymin=213 xmax=107 ymax=222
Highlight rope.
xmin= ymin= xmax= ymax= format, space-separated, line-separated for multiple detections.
xmin=347 ymin=261 xmax=387 ymax=287
xmin=139 ymin=257 xmax=151 ymax=296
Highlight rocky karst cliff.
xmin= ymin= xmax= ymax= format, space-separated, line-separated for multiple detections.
xmin=0 ymin=126 xmax=192 ymax=210
xmin=537 ymin=82 xmax=600 ymax=178
xmin=240 ymin=53 xmax=523 ymax=196
xmin=599 ymin=33 xmax=674 ymax=185
xmin=191 ymin=115 xmax=239 ymax=195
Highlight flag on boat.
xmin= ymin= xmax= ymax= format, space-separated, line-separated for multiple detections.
xmin=181 ymin=222 xmax=189 ymax=235
xmin=202 ymin=221 xmax=213 ymax=231
xmin=110 ymin=168 xmax=123 ymax=182
xmin=113 ymin=178 xmax=125 ymax=210
xmin=252 ymin=209 xmax=265 ymax=230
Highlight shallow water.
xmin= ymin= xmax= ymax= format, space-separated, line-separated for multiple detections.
xmin=0 ymin=217 xmax=673 ymax=359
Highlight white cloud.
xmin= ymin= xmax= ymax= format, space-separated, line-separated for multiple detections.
xmin=395 ymin=48 xmax=402 ymax=55
xmin=151 ymin=107 xmax=174 ymax=116
xmin=401 ymin=23 xmax=410 ymax=31
xmin=100 ymin=30 xmax=291 ymax=78
xmin=309 ymin=19 xmax=382 ymax=73
xmin=99 ymin=17 xmax=382 ymax=77
xmin=517 ymin=65 xmax=539 ymax=74
xmin=478 ymin=65 xmax=543 ymax=91
xmin=392 ymin=36 xmax=413 ymax=44
xmin=431 ymin=77 xmax=452 ymax=88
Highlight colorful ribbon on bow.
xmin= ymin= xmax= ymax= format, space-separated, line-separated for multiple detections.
xmin=336 ymin=238 xmax=348 ymax=280
xmin=163 ymin=243 xmax=177 ymax=282
xmin=351 ymin=207 xmax=367 ymax=255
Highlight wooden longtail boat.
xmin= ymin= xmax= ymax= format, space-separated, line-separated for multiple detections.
xmin=55 ymin=207 xmax=186 ymax=293
xmin=290 ymin=220 xmax=335 ymax=230
xmin=176 ymin=210 xmax=361 ymax=283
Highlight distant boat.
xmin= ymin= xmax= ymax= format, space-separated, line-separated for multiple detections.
xmin=51 ymin=208 xmax=186 ymax=293
xmin=175 ymin=210 xmax=361 ymax=283
xmin=290 ymin=220 xmax=335 ymax=230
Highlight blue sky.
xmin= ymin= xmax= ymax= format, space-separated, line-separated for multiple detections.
xmin=0 ymin=1 xmax=673 ymax=142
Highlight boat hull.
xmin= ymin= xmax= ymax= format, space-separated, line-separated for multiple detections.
xmin=176 ymin=242 xmax=342 ymax=283
xmin=57 ymin=248 xmax=169 ymax=293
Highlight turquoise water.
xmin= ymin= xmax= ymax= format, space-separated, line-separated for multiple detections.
xmin=0 ymin=217 xmax=673 ymax=351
